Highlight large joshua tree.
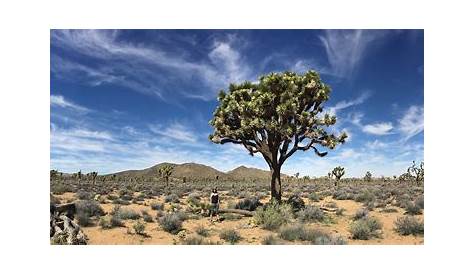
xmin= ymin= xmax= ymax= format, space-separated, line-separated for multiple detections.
xmin=209 ymin=71 xmax=347 ymax=201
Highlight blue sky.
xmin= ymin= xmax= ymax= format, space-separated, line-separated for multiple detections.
xmin=50 ymin=29 xmax=424 ymax=177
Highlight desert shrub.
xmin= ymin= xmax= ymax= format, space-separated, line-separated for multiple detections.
xmin=254 ymin=201 xmax=293 ymax=230
xmin=380 ymin=207 xmax=398 ymax=213
xmin=279 ymin=224 xmax=343 ymax=244
xmin=405 ymin=202 xmax=422 ymax=215
xmin=159 ymin=213 xmax=183 ymax=234
xmin=106 ymin=194 xmax=119 ymax=201
xmin=286 ymin=194 xmax=305 ymax=212
xmin=51 ymin=183 xmax=72 ymax=194
xmin=312 ymin=234 xmax=347 ymax=245
xmin=221 ymin=213 xmax=242 ymax=220
xmin=133 ymin=220 xmax=146 ymax=235
xmin=116 ymin=208 xmax=140 ymax=220
xmin=308 ymin=192 xmax=321 ymax=202
xmin=113 ymin=199 xmax=131 ymax=205
xmin=182 ymin=235 xmax=205 ymax=245
xmin=235 ymin=197 xmax=262 ymax=211
xmin=333 ymin=189 xmax=352 ymax=200
xmin=142 ymin=210 xmax=153 ymax=222
xmin=350 ymin=217 xmax=382 ymax=240
xmin=186 ymin=192 xmax=201 ymax=206
xmin=297 ymin=206 xmax=326 ymax=222
xmin=76 ymin=190 xmax=93 ymax=200
xmin=195 ymin=225 xmax=209 ymax=237
xmin=415 ymin=196 xmax=424 ymax=209
xmin=99 ymin=215 xmax=123 ymax=229
xmin=261 ymin=235 xmax=280 ymax=245
xmin=219 ymin=229 xmax=241 ymax=244
xmin=75 ymin=200 xmax=105 ymax=217
xmin=76 ymin=212 xmax=91 ymax=226
xmin=121 ymin=194 xmax=133 ymax=201
xmin=165 ymin=194 xmax=180 ymax=203
xmin=150 ymin=202 xmax=164 ymax=211
xmin=355 ymin=190 xmax=376 ymax=204
xmin=99 ymin=216 xmax=112 ymax=229
xmin=394 ymin=216 xmax=424 ymax=236
xmin=353 ymin=208 xmax=369 ymax=220
xmin=279 ymin=224 xmax=310 ymax=241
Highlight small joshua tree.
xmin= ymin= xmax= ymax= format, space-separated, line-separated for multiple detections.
xmin=364 ymin=171 xmax=372 ymax=182
xmin=50 ymin=170 xmax=58 ymax=181
xmin=331 ymin=166 xmax=345 ymax=186
xmin=88 ymin=171 xmax=98 ymax=185
xmin=158 ymin=165 xmax=174 ymax=186
xmin=407 ymin=161 xmax=424 ymax=185
xmin=302 ymin=175 xmax=310 ymax=183
xmin=294 ymin=172 xmax=300 ymax=179
xmin=209 ymin=71 xmax=347 ymax=201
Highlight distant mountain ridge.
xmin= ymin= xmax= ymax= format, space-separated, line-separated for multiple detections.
xmin=110 ymin=162 xmax=288 ymax=181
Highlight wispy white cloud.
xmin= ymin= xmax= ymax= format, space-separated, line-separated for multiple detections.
xmin=50 ymin=95 xmax=90 ymax=112
xmin=319 ymin=30 xmax=386 ymax=78
xmin=327 ymin=91 xmax=371 ymax=115
xmin=362 ymin=122 xmax=393 ymax=135
xmin=399 ymin=105 xmax=424 ymax=141
xmin=51 ymin=30 xmax=252 ymax=101
xmin=149 ymin=122 xmax=198 ymax=143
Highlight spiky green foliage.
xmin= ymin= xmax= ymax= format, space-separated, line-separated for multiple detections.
xmin=407 ymin=161 xmax=424 ymax=185
xmin=209 ymin=70 xmax=347 ymax=200
xmin=364 ymin=171 xmax=372 ymax=182
xmin=158 ymin=165 xmax=174 ymax=184
xmin=331 ymin=166 xmax=345 ymax=181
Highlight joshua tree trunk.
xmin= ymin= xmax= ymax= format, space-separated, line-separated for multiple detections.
xmin=270 ymin=165 xmax=282 ymax=202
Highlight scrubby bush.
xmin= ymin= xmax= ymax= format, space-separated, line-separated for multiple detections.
xmin=219 ymin=229 xmax=241 ymax=244
xmin=76 ymin=212 xmax=91 ymax=226
xmin=394 ymin=216 xmax=424 ymax=236
xmin=297 ymin=206 xmax=326 ymax=222
xmin=235 ymin=197 xmax=262 ymax=211
xmin=150 ymin=202 xmax=164 ymax=211
xmin=133 ymin=220 xmax=146 ymax=235
xmin=196 ymin=225 xmax=209 ymax=237
xmin=279 ymin=224 xmax=311 ymax=241
xmin=116 ymin=208 xmax=141 ymax=220
xmin=182 ymin=235 xmax=205 ymax=245
xmin=186 ymin=192 xmax=201 ymax=206
xmin=308 ymin=192 xmax=321 ymax=202
xmin=415 ymin=196 xmax=424 ymax=209
xmin=261 ymin=235 xmax=280 ymax=245
xmin=333 ymin=189 xmax=352 ymax=200
xmin=254 ymin=201 xmax=293 ymax=230
xmin=405 ymin=202 xmax=422 ymax=215
xmin=99 ymin=215 xmax=124 ymax=229
xmin=353 ymin=208 xmax=369 ymax=220
xmin=349 ymin=217 xmax=382 ymax=240
xmin=286 ymin=194 xmax=305 ymax=212
xmin=142 ymin=210 xmax=153 ymax=222
xmin=279 ymin=224 xmax=345 ymax=244
xmin=159 ymin=213 xmax=183 ymax=234
xmin=165 ymin=193 xmax=180 ymax=203
xmin=355 ymin=190 xmax=376 ymax=204
xmin=75 ymin=200 xmax=105 ymax=217
xmin=51 ymin=183 xmax=72 ymax=194
xmin=76 ymin=190 xmax=93 ymax=200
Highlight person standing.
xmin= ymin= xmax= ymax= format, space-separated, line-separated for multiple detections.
xmin=209 ymin=188 xmax=220 ymax=222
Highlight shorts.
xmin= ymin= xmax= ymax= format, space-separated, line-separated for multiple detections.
xmin=210 ymin=203 xmax=219 ymax=216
